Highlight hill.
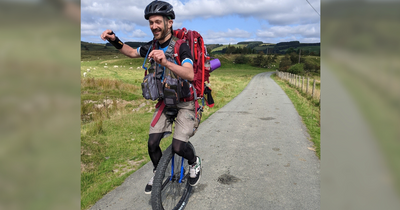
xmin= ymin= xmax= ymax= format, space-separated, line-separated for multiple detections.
xmin=82 ymin=40 xmax=320 ymax=58
xmin=210 ymin=41 xmax=320 ymax=55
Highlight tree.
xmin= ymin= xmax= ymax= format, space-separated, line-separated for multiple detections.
xmin=235 ymin=54 xmax=249 ymax=64
xmin=304 ymin=60 xmax=320 ymax=73
xmin=252 ymin=52 xmax=266 ymax=67
xmin=226 ymin=44 xmax=234 ymax=54
xmin=289 ymin=52 xmax=299 ymax=64
xmin=272 ymin=54 xmax=278 ymax=62
xmin=207 ymin=46 xmax=213 ymax=54
xmin=286 ymin=47 xmax=295 ymax=54
xmin=279 ymin=54 xmax=291 ymax=71
xmin=267 ymin=55 xmax=273 ymax=63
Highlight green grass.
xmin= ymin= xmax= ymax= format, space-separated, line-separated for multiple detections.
xmin=271 ymin=73 xmax=321 ymax=158
xmin=80 ymin=53 xmax=272 ymax=210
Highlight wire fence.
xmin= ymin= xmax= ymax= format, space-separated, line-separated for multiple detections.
xmin=275 ymin=70 xmax=321 ymax=102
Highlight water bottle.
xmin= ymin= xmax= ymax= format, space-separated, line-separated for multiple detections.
xmin=204 ymin=56 xmax=211 ymax=72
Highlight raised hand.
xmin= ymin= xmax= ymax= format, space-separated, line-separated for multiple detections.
xmin=100 ymin=29 xmax=116 ymax=42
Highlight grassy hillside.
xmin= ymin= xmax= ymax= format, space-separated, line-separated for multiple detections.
xmin=81 ymin=42 xmax=120 ymax=60
xmin=209 ymin=41 xmax=320 ymax=55
xmin=211 ymin=44 xmax=248 ymax=52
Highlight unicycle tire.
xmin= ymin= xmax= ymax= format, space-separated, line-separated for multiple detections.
xmin=151 ymin=142 xmax=196 ymax=210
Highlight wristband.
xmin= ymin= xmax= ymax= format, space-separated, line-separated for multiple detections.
xmin=108 ymin=32 xmax=124 ymax=49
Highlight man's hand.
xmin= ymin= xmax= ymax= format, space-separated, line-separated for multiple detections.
xmin=148 ymin=50 xmax=168 ymax=66
xmin=100 ymin=29 xmax=116 ymax=42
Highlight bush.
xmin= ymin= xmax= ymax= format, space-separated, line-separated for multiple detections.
xmin=288 ymin=63 xmax=304 ymax=74
xmin=234 ymin=54 xmax=249 ymax=64
xmin=304 ymin=60 xmax=320 ymax=73
xmin=252 ymin=53 xmax=266 ymax=67
xmin=279 ymin=59 xmax=292 ymax=72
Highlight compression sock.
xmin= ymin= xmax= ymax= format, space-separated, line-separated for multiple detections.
xmin=148 ymin=133 xmax=164 ymax=170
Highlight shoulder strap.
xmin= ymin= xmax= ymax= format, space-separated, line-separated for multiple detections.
xmin=173 ymin=39 xmax=186 ymax=65
xmin=165 ymin=36 xmax=178 ymax=60
xmin=162 ymin=36 xmax=180 ymax=80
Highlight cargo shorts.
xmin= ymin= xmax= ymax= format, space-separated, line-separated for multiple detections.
xmin=149 ymin=101 xmax=196 ymax=142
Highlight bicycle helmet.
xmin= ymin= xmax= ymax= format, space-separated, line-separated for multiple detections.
xmin=144 ymin=0 xmax=175 ymax=20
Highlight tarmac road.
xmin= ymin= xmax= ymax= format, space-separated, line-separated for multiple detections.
xmin=89 ymin=71 xmax=320 ymax=210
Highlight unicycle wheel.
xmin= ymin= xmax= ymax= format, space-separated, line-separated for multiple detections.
xmin=151 ymin=142 xmax=196 ymax=210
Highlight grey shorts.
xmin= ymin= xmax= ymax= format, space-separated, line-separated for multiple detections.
xmin=149 ymin=101 xmax=196 ymax=142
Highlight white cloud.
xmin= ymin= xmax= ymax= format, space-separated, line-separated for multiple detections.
xmin=129 ymin=29 xmax=148 ymax=38
xmin=256 ymin=24 xmax=320 ymax=40
xmin=81 ymin=0 xmax=320 ymax=44
xmin=202 ymin=28 xmax=253 ymax=44
xmin=173 ymin=0 xmax=320 ymax=25
xmin=206 ymin=28 xmax=252 ymax=39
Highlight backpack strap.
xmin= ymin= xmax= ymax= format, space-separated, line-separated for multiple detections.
xmin=173 ymin=39 xmax=186 ymax=65
xmin=204 ymin=86 xmax=214 ymax=107
xmin=161 ymin=36 xmax=178 ymax=80
xmin=151 ymin=100 xmax=165 ymax=127
xmin=165 ymin=36 xmax=177 ymax=60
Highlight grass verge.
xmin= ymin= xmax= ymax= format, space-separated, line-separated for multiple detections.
xmin=271 ymin=73 xmax=321 ymax=159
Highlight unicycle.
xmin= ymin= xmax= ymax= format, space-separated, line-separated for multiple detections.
xmin=151 ymin=108 xmax=196 ymax=210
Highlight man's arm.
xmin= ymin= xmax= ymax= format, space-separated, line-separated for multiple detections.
xmin=100 ymin=29 xmax=141 ymax=58
xmin=119 ymin=44 xmax=141 ymax=58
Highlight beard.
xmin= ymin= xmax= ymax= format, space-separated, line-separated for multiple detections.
xmin=152 ymin=28 xmax=162 ymax=39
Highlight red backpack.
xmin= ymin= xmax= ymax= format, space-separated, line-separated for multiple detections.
xmin=173 ymin=28 xmax=214 ymax=107
xmin=150 ymin=28 xmax=217 ymax=128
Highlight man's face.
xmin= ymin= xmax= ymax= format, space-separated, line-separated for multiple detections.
xmin=148 ymin=15 xmax=172 ymax=40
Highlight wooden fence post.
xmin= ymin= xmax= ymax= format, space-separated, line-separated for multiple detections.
xmin=293 ymin=74 xmax=295 ymax=86
xmin=312 ymin=79 xmax=316 ymax=98
xmin=298 ymin=76 xmax=300 ymax=88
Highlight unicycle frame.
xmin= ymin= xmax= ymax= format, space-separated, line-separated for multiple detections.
xmin=151 ymin=108 xmax=197 ymax=210
xmin=170 ymin=155 xmax=186 ymax=183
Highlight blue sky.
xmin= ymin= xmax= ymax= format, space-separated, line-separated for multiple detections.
xmin=81 ymin=0 xmax=320 ymax=45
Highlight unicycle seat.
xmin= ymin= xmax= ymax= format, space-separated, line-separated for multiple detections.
xmin=165 ymin=108 xmax=178 ymax=121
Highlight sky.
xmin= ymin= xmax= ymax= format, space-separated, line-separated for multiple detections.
xmin=81 ymin=0 xmax=320 ymax=45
